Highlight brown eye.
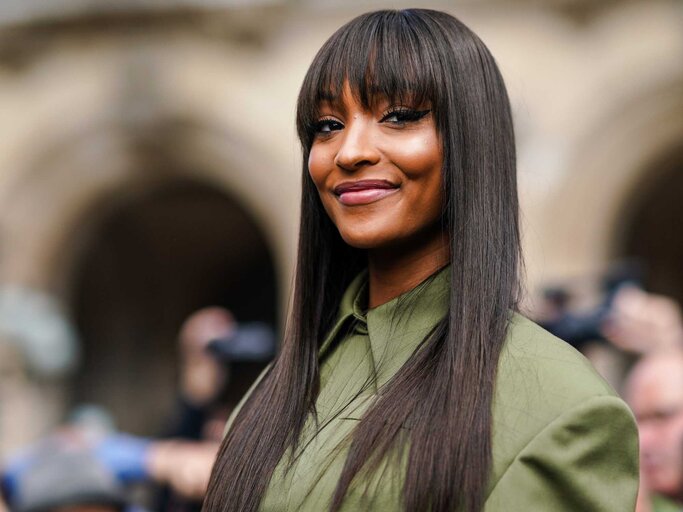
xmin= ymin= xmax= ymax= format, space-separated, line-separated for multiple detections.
xmin=315 ymin=118 xmax=344 ymax=134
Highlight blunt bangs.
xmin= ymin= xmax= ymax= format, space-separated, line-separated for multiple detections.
xmin=296 ymin=10 xmax=446 ymax=146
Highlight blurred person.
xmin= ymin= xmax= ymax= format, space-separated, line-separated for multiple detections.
xmin=1 ymin=438 xmax=130 ymax=512
xmin=603 ymin=286 xmax=683 ymax=354
xmin=536 ymin=261 xmax=643 ymax=350
xmin=0 ymin=287 xmax=80 ymax=459
xmin=626 ymin=349 xmax=683 ymax=511
xmin=2 ymin=307 xmax=274 ymax=511
xmin=152 ymin=307 xmax=273 ymax=510
xmin=168 ymin=307 xmax=274 ymax=437
xmin=178 ymin=308 xmax=234 ymax=410
xmin=1 ymin=402 xmax=216 ymax=510
xmin=167 ymin=307 xmax=275 ymax=440
xmin=0 ymin=340 xmax=68 ymax=462
xmin=93 ymin=308 xmax=274 ymax=510
xmin=1 ymin=405 xmax=156 ymax=512
xmin=538 ymin=278 xmax=683 ymax=355
xmin=93 ymin=434 xmax=217 ymax=503
xmin=538 ymin=279 xmax=683 ymax=390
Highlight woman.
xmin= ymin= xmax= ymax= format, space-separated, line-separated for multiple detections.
xmin=203 ymin=9 xmax=639 ymax=512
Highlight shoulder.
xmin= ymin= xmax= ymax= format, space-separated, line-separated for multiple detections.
xmin=497 ymin=313 xmax=616 ymax=410
xmin=489 ymin=313 xmax=638 ymax=499
xmin=494 ymin=311 xmax=625 ymax=434
xmin=496 ymin=311 xmax=616 ymax=407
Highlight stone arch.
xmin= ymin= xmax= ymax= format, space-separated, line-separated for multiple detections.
xmin=0 ymin=117 xmax=296 ymax=432
xmin=536 ymin=75 xmax=683 ymax=282
xmin=614 ymin=144 xmax=683 ymax=304
xmin=0 ymin=115 xmax=298 ymax=298
xmin=70 ymin=178 xmax=278 ymax=433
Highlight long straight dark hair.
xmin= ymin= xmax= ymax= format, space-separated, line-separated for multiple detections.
xmin=204 ymin=9 xmax=521 ymax=512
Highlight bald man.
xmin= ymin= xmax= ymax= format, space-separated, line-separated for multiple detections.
xmin=626 ymin=349 xmax=683 ymax=511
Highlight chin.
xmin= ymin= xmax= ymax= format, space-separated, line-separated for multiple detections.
xmin=336 ymin=226 xmax=396 ymax=250
xmin=338 ymin=233 xmax=383 ymax=250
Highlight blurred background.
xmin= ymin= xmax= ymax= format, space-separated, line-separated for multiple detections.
xmin=0 ymin=0 xmax=681 ymax=511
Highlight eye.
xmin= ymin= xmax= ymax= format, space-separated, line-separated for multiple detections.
xmin=380 ymin=108 xmax=431 ymax=125
xmin=314 ymin=118 xmax=344 ymax=134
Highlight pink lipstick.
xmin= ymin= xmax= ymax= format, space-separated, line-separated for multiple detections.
xmin=333 ymin=179 xmax=399 ymax=206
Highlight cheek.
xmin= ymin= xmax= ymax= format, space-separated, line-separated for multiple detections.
xmin=308 ymin=144 xmax=330 ymax=189
xmin=391 ymin=135 xmax=444 ymax=221
xmin=388 ymin=132 xmax=442 ymax=180
xmin=386 ymin=125 xmax=443 ymax=202
xmin=307 ymin=144 xmax=339 ymax=221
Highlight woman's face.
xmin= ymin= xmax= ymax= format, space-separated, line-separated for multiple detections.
xmin=308 ymin=82 xmax=444 ymax=251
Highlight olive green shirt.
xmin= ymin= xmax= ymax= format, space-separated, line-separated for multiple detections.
xmin=226 ymin=267 xmax=639 ymax=511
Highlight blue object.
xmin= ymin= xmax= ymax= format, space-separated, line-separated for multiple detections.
xmin=93 ymin=434 xmax=151 ymax=483
xmin=1 ymin=447 xmax=38 ymax=503
xmin=2 ymin=442 xmax=127 ymax=512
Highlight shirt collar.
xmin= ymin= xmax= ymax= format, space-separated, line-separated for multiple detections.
xmin=318 ymin=270 xmax=369 ymax=357
xmin=320 ymin=266 xmax=450 ymax=384
xmin=341 ymin=269 xmax=369 ymax=327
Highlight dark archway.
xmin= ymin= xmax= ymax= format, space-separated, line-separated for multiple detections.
xmin=619 ymin=147 xmax=683 ymax=305
xmin=69 ymin=180 xmax=277 ymax=434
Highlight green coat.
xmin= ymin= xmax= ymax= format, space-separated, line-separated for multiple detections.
xmin=225 ymin=267 xmax=639 ymax=511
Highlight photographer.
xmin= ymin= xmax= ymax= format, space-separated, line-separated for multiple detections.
xmin=102 ymin=308 xmax=274 ymax=510
xmin=1 ymin=307 xmax=274 ymax=512
xmin=539 ymin=266 xmax=683 ymax=354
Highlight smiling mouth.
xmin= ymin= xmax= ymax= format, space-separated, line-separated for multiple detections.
xmin=333 ymin=179 xmax=400 ymax=206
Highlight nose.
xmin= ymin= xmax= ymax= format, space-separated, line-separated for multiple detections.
xmin=334 ymin=117 xmax=380 ymax=171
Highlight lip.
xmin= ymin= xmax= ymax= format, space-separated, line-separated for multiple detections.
xmin=333 ymin=179 xmax=400 ymax=206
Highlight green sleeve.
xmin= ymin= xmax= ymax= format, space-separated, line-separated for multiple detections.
xmin=485 ymin=395 xmax=639 ymax=511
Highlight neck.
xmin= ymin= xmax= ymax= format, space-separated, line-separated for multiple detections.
xmin=367 ymin=230 xmax=450 ymax=309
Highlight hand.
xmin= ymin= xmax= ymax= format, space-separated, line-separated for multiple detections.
xmin=601 ymin=285 xmax=683 ymax=354
xmin=147 ymin=440 xmax=218 ymax=499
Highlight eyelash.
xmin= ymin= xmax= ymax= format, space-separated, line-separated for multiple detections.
xmin=314 ymin=118 xmax=343 ymax=134
xmin=313 ymin=107 xmax=431 ymax=134
xmin=380 ymin=107 xmax=431 ymax=124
